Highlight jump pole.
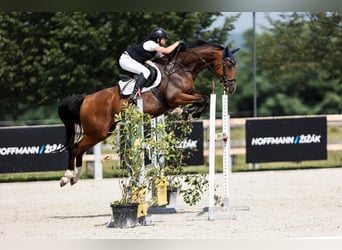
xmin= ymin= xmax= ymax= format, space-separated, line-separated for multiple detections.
xmin=188 ymin=81 xmax=236 ymax=221
xmin=93 ymin=142 xmax=102 ymax=180
xmin=207 ymin=81 xmax=237 ymax=220
xmin=222 ymin=91 xmax=229 ymax=208
xmin=137 ymin=98 xmax=174 ymax=219
xmin=137 ymin=97 xmax=145 ymax=184
xmin=221 ymin=90 xmax=249 ymax=212
xmin=148 ymin=114 xmax=179 ymax=214
xmin=207 ymin=83 xmax=216 ymax=220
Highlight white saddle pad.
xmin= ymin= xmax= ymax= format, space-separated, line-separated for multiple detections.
xmin=119 ymin=61 xmax=162 ymax=96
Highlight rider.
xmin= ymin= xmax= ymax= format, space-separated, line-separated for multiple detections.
xmin=119 ymin=27 xmax=182 ymax=103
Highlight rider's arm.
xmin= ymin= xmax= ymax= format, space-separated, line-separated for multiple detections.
xmin=154 ymin=41 xmax=180 ymax=55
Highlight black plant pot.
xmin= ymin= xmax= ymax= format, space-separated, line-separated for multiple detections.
xmin=110 ymin=203 xmax=139 ymax=228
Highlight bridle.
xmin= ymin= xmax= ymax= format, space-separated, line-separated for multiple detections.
xmin=187 ymin=47 xmax=238 ymax=93
xmin=220 ymin=56 xmax=238 ymax=92
xmin=164 ymin=43 xmax=239 ymax=93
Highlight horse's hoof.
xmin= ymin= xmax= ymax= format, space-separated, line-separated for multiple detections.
xmin=171 ymin=107 xmax=183 ymax=116
xmin=60 ymin=177 xmax=69 ymax=187
xmin=192 ymin=112 xmax=202 ymax=119
xmin=70 ymin=177 xmax=78 ymax=186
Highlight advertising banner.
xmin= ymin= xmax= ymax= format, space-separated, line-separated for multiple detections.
xmin=139 ymin=120 xmax=204 ymax=167
xmin=0 ymin=125 xmax=68 ymax=173
xmin=246 ymin=117 xmax=327 ymax=163
xmin=176 ymin=121 xmax=204 ymax=166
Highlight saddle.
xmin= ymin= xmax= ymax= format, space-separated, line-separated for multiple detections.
xmin=118 ymin=61 xmax=162 ymax=96
xmin=119 ymin=62 xmax=158 ymax=88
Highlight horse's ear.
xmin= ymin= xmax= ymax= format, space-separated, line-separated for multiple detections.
xmin=224 ymin=47 xmax=240 ymax=58
xmin=231 ymin=48 xmax=240 ymax=54
xmin=224 ymin=47 xmax=230 ymax=58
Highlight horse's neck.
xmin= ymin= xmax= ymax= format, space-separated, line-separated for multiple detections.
xmin=155 ymin=47 xmax=219 ymax=79
xmin=179 ymin=47 xmax=219 ymax=75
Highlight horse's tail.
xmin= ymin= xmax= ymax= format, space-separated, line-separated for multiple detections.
xmin=58 ymin=95 xmax=84 ymax=151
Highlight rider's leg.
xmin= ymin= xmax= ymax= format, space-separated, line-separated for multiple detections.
xmin=128 ymin=73 xmax=147 ymax=104
xmin=119 ymin=53 xmax=150 ymax=78
xmin=119 ymin=54 xmax=150 ymax=103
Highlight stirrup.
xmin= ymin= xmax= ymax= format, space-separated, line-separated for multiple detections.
xmin=128 ymin=95 xmax=137 ymax=105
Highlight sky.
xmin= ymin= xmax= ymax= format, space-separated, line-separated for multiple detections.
xmin=213 ymin=12 xmax=287 ymax=33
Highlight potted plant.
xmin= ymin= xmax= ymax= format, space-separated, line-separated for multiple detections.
xmin=109 ymin=104 xmax=217 ymax=227
xmin=110 ymin=103 xmax=152 ymax=228
xmin=153 ymin=110 xmax=210 ymax=207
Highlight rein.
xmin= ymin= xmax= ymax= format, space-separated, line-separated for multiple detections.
xmin=163 ymin=45 xmax=191 ymax=76
xmin=165 ymin=45 xmax=236 ymax=85
xmin=191 ymin=47 xmax=239 ymax=94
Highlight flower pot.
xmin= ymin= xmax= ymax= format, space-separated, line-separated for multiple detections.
xmin=110 ymin=203 xmax=139 ymax=228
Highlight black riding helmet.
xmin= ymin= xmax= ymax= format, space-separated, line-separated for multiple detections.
xmin=151 ymin=27 xmax=169 ymax=43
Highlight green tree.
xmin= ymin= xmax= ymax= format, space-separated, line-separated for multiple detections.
xmin=233 ymin=12 xmax=342 ymax=117
xmin=0 ymin=12 xmax=115 ymax=120
xmin=257 ymin=12 xmax=342 ymax=115
xmin=0 ymin=12 xmax=237 ymax=122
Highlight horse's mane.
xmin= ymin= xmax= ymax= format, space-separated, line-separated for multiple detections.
xmin=187 ymin=39 xmax=224 ymax=50
xmin=153 ymin=39 xmax=224 ymax=65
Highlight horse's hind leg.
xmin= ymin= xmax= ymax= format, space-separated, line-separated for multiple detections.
xmin=70 ymin=150 xmax=85 ymax=185
xmin=60 ymin=145 xmax=78 ymax=187
xmin=69 ymin=134 xmax=107 ymax=185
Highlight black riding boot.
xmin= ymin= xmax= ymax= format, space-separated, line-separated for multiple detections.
xmin=128 ymin=73 xmax=147 ymax=104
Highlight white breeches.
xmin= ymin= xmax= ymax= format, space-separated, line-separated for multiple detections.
xmin=119 ymin=53 xmax=151 ymax=79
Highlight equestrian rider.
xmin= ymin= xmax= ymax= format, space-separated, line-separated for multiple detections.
xmin=119 ymin=27 xmax=182 ymax=103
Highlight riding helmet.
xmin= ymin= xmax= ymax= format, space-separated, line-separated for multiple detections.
xmin=151 ymin=28 xmax=169 ymax=41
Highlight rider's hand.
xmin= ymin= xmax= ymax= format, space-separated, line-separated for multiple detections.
xmin=178 ymin=40 xmax=186 ymax=46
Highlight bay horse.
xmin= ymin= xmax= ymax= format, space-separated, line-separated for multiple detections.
xmin=58 ymin=40 xmax=239 ymax=187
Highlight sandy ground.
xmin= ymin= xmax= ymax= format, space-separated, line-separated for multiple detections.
xmin=1 ymin=168 xmax=342 ymax=239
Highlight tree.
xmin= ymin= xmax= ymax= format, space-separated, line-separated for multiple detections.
xmin=233 ymin=12 xmax=342 ymax=117
xmin=0 ymin=12 xmax=237 ymax=122
xmin=261 ymin=12 xmax=341 ymax=115
xmin=0 ymin=12 xmax=115 ymax=120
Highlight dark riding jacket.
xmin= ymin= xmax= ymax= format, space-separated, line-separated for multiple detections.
xmin=126 ymin=39 xmax=157 ymax=63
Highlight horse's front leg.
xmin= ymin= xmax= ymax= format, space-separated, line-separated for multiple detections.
xmin=191 ymin=95 xmax=209 ymax=118
xmin=175 ymin=93 xmax=209 ymax=119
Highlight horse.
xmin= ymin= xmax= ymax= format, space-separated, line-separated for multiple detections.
xmin=58 ymin=40 xmax=239 ymax=187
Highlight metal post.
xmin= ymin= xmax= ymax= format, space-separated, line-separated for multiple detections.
xmin=252 ymin=12 xmax=259 ymax=170
xmin=253 ymin=12 xmax=257 ymax=118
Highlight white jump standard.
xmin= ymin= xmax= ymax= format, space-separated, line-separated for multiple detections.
xmin=188 ymin=81 xmax=248 ymax=221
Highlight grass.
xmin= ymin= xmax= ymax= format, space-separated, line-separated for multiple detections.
xmin=0 ymin=170 xmax=65 ymax=183
xmin=2 ymin=150 xmax=339 ymax=183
